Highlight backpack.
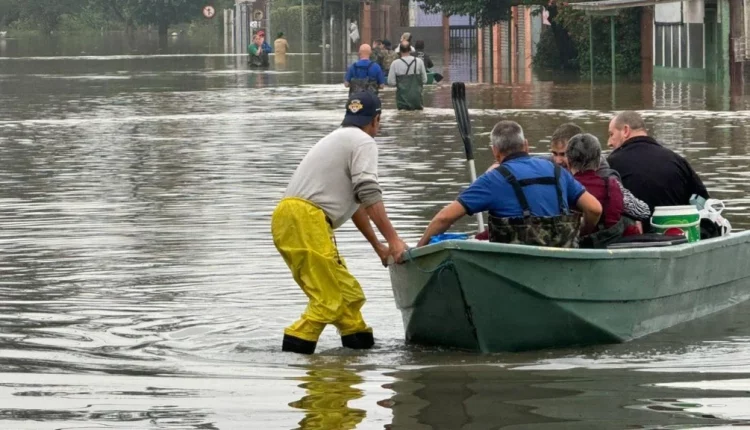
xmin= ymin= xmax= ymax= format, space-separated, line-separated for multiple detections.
xmin=349 ymin=61 xmax=380 ymax=95
xmin=382 ymin=50 xmax=398 ymax=71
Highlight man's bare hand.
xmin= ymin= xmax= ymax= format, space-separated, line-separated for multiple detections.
xmin=374 ymin=242 xmax=390 ymax=267
xmin=388 ymin=239 xmax=408 ymax=265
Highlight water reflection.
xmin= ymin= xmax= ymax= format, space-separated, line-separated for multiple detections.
xmin=383 ymin=365 xmax=750 ymax=429
xmin=289 ymin=365 xmax=366 ymax=430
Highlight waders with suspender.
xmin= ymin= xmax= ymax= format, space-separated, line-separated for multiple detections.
xmin=488 ymin=163 xmax=582 ymax=248
xmin=395 ymin=58 xmax=424 ymax=110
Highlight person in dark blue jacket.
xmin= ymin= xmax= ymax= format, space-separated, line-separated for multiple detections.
xmin=257 ymin=30 xmax=273 ymax=53
xmin=344 ymin=44 xmax=385 ymax=95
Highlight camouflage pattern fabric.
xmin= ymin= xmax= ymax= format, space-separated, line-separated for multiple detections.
xmin=382 ymin=50 xmax=398 ymax=72
xmin=370 ymin=47 xmax=385 ymax=68
xmin=579 ymin=217 xmax=628 ymax=249
xmin=349 ymin=77 xmax=380 ymax=95
xmin=348 ymin=62 xmax=379 ymax=95
xmin=489 ymin=212 xmax=582 ymax=248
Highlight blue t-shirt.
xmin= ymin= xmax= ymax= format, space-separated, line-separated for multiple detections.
xmin=457 ymin=154 xmax=585 ymax=217
xmin=345 ymin=60 xmax=385 ymax=85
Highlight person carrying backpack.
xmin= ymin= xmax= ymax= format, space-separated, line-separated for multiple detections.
xmin=344 ymin=44 xmax=385 ymax=95
xmin=381 ymin=39 xmax=398 ymax=74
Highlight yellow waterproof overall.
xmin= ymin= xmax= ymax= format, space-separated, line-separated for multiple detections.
xmin=271 ymin=197 xmax=372 ymax=342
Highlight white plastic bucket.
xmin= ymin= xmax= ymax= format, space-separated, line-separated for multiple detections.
xmin=651 ymin=205 xmax=701 ymax=243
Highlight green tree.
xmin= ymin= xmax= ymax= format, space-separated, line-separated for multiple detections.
xmin=0 ymin=0 xmax=22 ymax=28
xmin=129 ymin=0 xmax=210 ymax=37
xmin=420 ymin=0 xmax=513 ymax=25
xmin=419 ymin=0 xmax=545 ymax=26
xmin=16 ymin=0 xmax=80 ymax=34
xmin=87 ymin=0 xmax=209 ymax=37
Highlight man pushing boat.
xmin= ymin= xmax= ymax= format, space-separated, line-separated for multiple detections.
xmin=271 ymin=91 xmax=407 ymax=355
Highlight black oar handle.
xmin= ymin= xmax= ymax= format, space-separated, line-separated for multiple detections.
xmin=451 ymin=82 xmax=474 ymax=161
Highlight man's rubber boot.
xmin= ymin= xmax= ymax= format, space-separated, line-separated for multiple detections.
xmin=282 ymin=334 xmax=317 ymax=354
xmin=341 ymin=332 xmax=374 ymax=350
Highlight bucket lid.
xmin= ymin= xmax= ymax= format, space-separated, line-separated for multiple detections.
xmin=653 ymin=205 xmax=699 ymax=214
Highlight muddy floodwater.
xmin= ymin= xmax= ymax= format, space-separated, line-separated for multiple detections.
xmin=1 ymin=33 xmax=750 ymax=429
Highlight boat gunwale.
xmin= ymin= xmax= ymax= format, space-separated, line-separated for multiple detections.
xmin=402 ymin=230 xmax=750 ymax=261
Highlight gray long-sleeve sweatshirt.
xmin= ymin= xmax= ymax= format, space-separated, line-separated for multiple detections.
xmin=284 ymin=127 xmax=382 ymax=229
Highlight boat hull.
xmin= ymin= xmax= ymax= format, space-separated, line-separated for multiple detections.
xmin=389 ymin=231 xmax=750 ymax=352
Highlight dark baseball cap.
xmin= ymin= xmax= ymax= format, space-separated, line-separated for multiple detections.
xmin=341 ymin=92 xmax=382 ymax=128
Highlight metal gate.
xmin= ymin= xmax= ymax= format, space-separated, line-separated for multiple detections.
xmin=450 ymin=24 xmax=477 ymax=50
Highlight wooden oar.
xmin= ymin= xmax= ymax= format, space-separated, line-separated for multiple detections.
xmin=451 ymin=82 xmax=485 ymax=234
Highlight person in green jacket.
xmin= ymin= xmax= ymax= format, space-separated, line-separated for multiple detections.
xmin=248 ymin=34 xmax=269 ymax=68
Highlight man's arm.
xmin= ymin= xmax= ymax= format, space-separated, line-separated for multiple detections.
xmin=351 ymin=141 xmax=406 ymax=262
xmin=419 ymin=59 xmax=428 ymax=84
xmin=352 ymin=206 xmax=389 ymax=265
xmin=576 ymin=191 xmax=603 ymax=236
xmin=365 ymin=202 xmax=406 ymax=263
xmin=352 ymin=206 xmax=380 ymax=248
xmin=417 ymin=201 xmax=466 ymax=247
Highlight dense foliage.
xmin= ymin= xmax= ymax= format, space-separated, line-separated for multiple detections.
xmin=533 ymin=3 xmax=642 ymax=77
xmin=419 ymin=0 xmax=549 ymax=26
xmin=420 ymin=0 xmax=514 ymax=25
xmin=0 ymin=0 xmax=224 ymax=35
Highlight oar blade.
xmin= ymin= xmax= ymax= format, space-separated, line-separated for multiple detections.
xmin=451 ymin=82 xmax=473 ymax=160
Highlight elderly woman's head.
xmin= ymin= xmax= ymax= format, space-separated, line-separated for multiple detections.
xmin=566 ymin=133 xmax=602 ymax=173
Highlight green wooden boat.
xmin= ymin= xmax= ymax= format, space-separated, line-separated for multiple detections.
xmin=389 ymin=231 xmax=750 ymax=352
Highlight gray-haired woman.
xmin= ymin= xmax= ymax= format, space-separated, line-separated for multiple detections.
xmin=567 ymin=133 xmax=642 ymax=247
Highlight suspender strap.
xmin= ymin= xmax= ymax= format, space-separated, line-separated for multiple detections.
xmin=495 ymin=162 xmax=568 ymax=217
xmin=554 ymin=164 xmax=566 ymax=214
xmin=355 ymin=61 xmax=375 ymax=74
xmin=400 ymin=58 xmax=415 ymax=75
xmin=517 ymin=177 xmax=557 ymax=187
xmin=496 ymin=165 xmax=532 ymax=217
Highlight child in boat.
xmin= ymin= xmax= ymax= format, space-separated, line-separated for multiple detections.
xmin=566 ymin=133 xmax=641 ymax=247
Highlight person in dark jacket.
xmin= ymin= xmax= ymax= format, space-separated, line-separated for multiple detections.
xmin=606 ymin=111 xmax=709 ymax=214
xmin=413 ymin=40 xmax=434 ymax=69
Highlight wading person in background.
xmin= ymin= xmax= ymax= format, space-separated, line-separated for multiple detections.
xmin=387 ymin=42 xmax=427 ymax=110
xmin=417 ymin=121 xmax=602 ymax=248
xmin=400 ymin=32 xmax=416 ymax=53
xmin=607 ymin=111 xmax=709 ymax=214
xmin=566 ymin=133 xmax=642 ymax=247
xmin=381 ymin=39 xmax=398 ymax=74
xmin=274 ymin=32 xmax=289 ymax=66
xmin=344 ymin=44 xmax=385 ymax=95
xmin=371 ymin=39 xmax=385 ymax=68
xmin=413 ymin=40 xmax=433 ymax=69
xmin=271 ymin=92 xmax=407 ymax=355
xmin=414 ymin=40 xmax=443 ymax=83
xmin=248 ymin=34 xmax=269 ymax=68
xmin=258 ymin=30 xmax=273 ymax=53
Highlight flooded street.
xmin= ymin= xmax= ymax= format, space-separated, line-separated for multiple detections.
xmin=2 ymin=34 xmax=750 ymax=429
